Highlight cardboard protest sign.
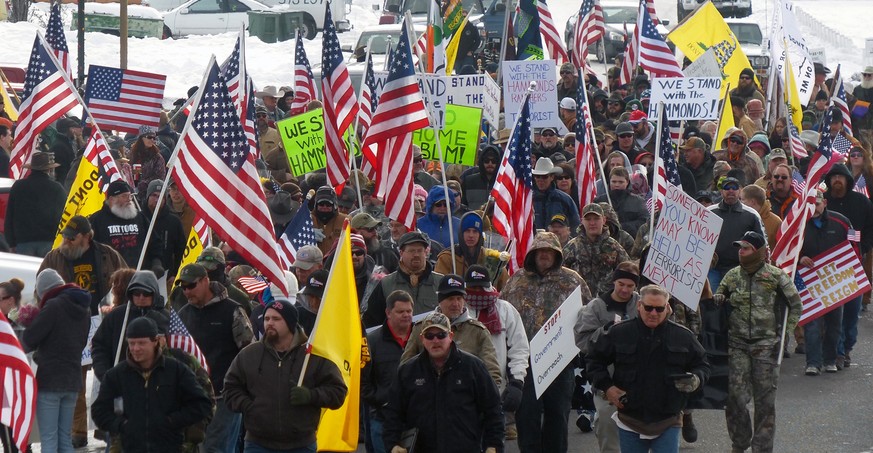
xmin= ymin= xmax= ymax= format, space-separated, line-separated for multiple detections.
xmin=445 ymin=74 xmax=500 ymax=127
xmin=682 ymin=47 xmax=722 ymax=78
xmin=412 ymin=104 xmax=482 ymax=166
xmin=796 ymin=241 xmax=871 ymax=326
xmin=648 ymin=77 xmax=722 ymax=120
xmin=642 ymin=182 xmax=722 ymax=311
xmin=501 ymin=60 xmax=560 ymax=129
xmin=529 ymin=286 xmax=583 ymax=399
xmin=277 ymin=109 xmax=359 ymax=176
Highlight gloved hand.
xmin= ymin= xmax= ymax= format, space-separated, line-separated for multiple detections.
xmin=150 ymin=261 xmax=166 ymax=279
xmin=289 ymin=385 xmax=311 ymax=405
xmin=390 ymin=447 xmax=407 ymax=453
xmin=501 ymin=378 xmax=524 ymax=412
xmin=312 ymin=228 xmax=326 ymax=242
xmin=712 ymin=294 xmax=726 ymax=306
xmin=674 ymin=374 xmax=700 ymax=393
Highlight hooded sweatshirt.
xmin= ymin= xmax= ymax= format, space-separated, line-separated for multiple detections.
xmin=461 ymin=145 xmax=500 ymax=210
xmin=417 ymin=186 xmax=462 ymax=249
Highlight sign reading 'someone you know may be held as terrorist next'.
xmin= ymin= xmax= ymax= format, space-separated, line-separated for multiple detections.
xmin=529 ymin=286 xmax=583 ymax=399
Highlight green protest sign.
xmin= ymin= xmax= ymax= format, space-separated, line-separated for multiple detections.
xmin=412 ymin=104 xmax=482 ymax=167
xmin=277 ymin=108 xmax=358 ymax=176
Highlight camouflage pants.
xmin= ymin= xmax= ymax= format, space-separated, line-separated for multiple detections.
xmin=726 ymin=343 xmax=779 ymax=453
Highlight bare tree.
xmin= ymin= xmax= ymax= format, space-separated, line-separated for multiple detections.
xmin=9 ymin=0 xmax=33 ymax=23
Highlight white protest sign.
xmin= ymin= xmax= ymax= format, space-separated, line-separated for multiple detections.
xmin=809 ymin=47 xmax=827 ymax=66
xmin=81 ymin=315 xmax=102 ymax=366
xmin=529 ymin=286 xmax=583 ymax=399
xmin=797 ymin=241 xmax=871 ymax=326
xmin=771 ymin=0 xmax=815 ymax=101
xmin=648 ymin=77 xmax=721 ymax=120
xmin=682 ymin=48 xmax=722 ymax=79
xmin=445 ymin=74 xmax=500 ymax=127
xmin=501 ymin=60 xmax=561 ymax=129
xmin=374 ymin=71 xmax=447 ymax=127
xmin=866 ymin=38 xmax=873 ymax=66
xmin=642 ymin=182 xmax=722 ymax=311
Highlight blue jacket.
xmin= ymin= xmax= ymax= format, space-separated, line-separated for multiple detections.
xmin=533 ymin=184 xmax=580 ymax=232
xmin=417 ymin=186 xmax=461 ymax=248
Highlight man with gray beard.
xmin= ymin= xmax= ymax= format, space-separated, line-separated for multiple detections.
xmin=89 ymin=181 xmax=163 ymax=274
xmin=853 ymin=66 xmax=873 ymax=148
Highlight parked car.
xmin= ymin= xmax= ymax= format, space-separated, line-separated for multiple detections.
xmin=564 ymin=1 xmax=670 ymax=63
xmin=0 ymin=177 xmax=13 ymax=236
xmin=678 ymin=0 xmax=752 ymax=22
xmin=725 ymin=19 xmax=769 ymax=86
xmin=0 ymin=252 xmax=41 ymax=305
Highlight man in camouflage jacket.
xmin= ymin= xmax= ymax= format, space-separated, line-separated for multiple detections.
xmin=563 ymin=204 xmax=631 ymax=297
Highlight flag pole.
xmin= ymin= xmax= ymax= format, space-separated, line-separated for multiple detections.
xmin=600 ymin=37 xmax=611 ymax=95
xmin=495 ymin=0 xmax=512 ymax=87
xmin=711 ymin=83 xmax=731 ymax=146
xmin=349 ymin=37 xmax=377 ymax=211
xmin=0 ymin=68 xmax=22 ymax=105
xmin=648 ymin=103 xmax=664 ymax=237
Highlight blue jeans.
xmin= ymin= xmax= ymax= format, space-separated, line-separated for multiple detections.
xmin=516 ymin=365 xmax=574 ymax=453
xmin=368 ymin=417 xmax=386 ymax=453
xmin=14 ymin=241 xmax=53 ymax=258
xmin=36 ymin=391 xmax=78 ymax=453
xmin=838 ymin=296 xmax=862 ymax=356
xmin=804 ymin=306 xmax=843 ymax=368
xmin=244 ymin=440 xmax=316 ymax=453
xmin=203 ymin=400 xmax=241 ymax=453
xmin=618 ymin=426 xmax=680 ymax=453
xmin=708 ymin=269 xmax=726 ymax=293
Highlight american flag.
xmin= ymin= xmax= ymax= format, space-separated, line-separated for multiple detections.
xmin=168 ymin=309 xmax=209 ymax=373
xmin=491 ymin=88 xmax=535 ymax=273
xmin=238 ymin=275 xmax=269 ymax=293
xmin=0 ymin=311 xmax=35 ymax=452
xmin=359 ymin=55 xmax=379 ymax=180
xmin=9 ymin=35 xmax=78 ymax=179
xmin=796 ymin=241 xmax=870 ymax=325
xmin=619 ymin=0 xmax=658 ymax=86
xmin=413 ymin=32 xmax=428 ymax=66
xmin=193 ymin=216 xmax=210 ymax=246
xmin=855 ymin=174 xmax=869 ymax=198
xmin=173 ymin=58 xmax=289 ymax=296
xmin=84 ymin=65 xmax=166 ymax=136
xmin=536 ymin=0 xmax=569 ymax=64
xmin=220 ymin=33 xmax=258 ymax=159
xmin=636 ymin=1 xmax=682 ymax=78
xmin=791 ymin=169 xmax=806 ymax=197
xmin=278 ymin=201 xmax=316 ymax=267
xmin=46 ymin=3 xmax=71 ymax=79
xmin=848 ymin=228 xmax=861 ymax=242
xmin=831 ymin=75 xmax=853 ymax=137
xmin=831 ymin=133 xmax=852 ymax=156
xmin=321 ymin=0 xmax=359 ymax=189
xmin=773 ymin=108 xmax=842 ymax=275
xmin=291 ymin=29 xmax=318 ymax=116
xmin=83 ymin=128 xmax=122 ymax=192
xmin=574 ymin=68 xmax=597 ymax=208
xmin=361 ymin=18 xmax=430 ymax=229
xmin=786 ymin=122 xmax=807 ymax=160
xmin=651 ymin=105 xmax=682 ymax=211
xmin=571 ymin=0 xmax=604 ymax=70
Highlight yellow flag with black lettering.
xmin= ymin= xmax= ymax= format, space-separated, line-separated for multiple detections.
xmin=783 ymin=52 xmax=804 ymax=133
xmin=308 ymin=222 xmax=366 ymax=451
xmin=716 ymin=94 xmax=736 ymax=150
xmin=52 ymin=156 xmax=104 ymax=249
xmin=0 ymin=82 xmax=17 ymax=121
xmin=175 ymin=226 xmax=204 ymax=281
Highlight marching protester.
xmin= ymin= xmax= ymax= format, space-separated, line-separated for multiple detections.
xmin=4 ymin=152 xmax=66 ymax=257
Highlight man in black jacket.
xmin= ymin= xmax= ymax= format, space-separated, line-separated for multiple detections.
xmin=142 ymin=180 xmax=185 ymax=287
xmin=461 ymin=145 xmax=500 ymax=211
xmin=587 ymin=285 xmax=710 ymax=453
xmin=4 ymin=152 xmax=66 ymax=257
xmin=92 ymin=316 xmax=212 ymax=453
xmin=706 ymin=177 xmax=765 ymax=290
xmin=383 ymin=311 xmax=503 ymax=453
xmin=362 ymin=291 xmax=414 ymax=453
xmin=89 ymin=180 xmax=163 ymax=274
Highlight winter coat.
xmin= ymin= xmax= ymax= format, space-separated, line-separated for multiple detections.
xmin=382 ymin=343 xmax=504 ymax=453
xmin=91 ymin=271 xmax=169 ymax=380
xmin=680 ymin=152 xmax=717 ymax=192
xmin=712 ymin=128 xmax=764 ymax=184
xmin=417 ymin=186 xmax=462 ymax=249
xmin=575 ymin=292 xmax=641 ymax=355
xmin=92 ymin=351 xmax=212 ymax=453
xmin=460 ymin=145 xmax=500 ymax=210
xmin=49 ymin=134 xmax=77 ymax=185
xmin=89 ymin=204 xmax=158 ymax=268
xmin=824 ymin=164 xmax=873 ymax=254
xmin=22 ymin=284 xmax=91 ymax=392
xmin=401 ymin=309 xmax=503 ymax=388
xmin=802 ymin=209 xmax=854 ymax=259
xmin=707 ymin=200 xmax=765 ymax=272
xmin=533 ymin=184 xmax=581 ymax=233
xmin=39 ymin=240 xmax=126 ymax=315
xmin=144 ymin=205 xmax=186 ymax=276
xmin=362 ymin=323 xmax=408 ymax=420
xmin=4 ymin=171 xmax=66 ymax=246
xmin=468 ymin=299 xmax=530 ymax=386
xmin=757 ymin=201 xmax=782 ymax=250
xmin=594 ymin=189 xmax=648 ymax=238
xmin=223 ymin=329 xmax=347 ymax=451
xmin=363 ymin=263 xmax=444 ymax=328
xmin=563 ymin=232 xmax=630 ymax=297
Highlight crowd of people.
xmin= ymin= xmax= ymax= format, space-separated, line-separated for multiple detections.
xmin=0 ymin=47 xmax=872 ymax=453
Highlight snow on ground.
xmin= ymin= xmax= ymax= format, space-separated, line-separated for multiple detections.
xmin=0 ymin=0 xmax=871 ymax=104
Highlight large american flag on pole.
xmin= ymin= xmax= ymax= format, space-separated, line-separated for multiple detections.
xmin=571 ymin=0 xmax=604 ymax=70
xmin=291 ymin=29 xmax=318 ymax=117
xmin=220 ymin=32 xmax=258 ymax=160
xmin=83 ymin=127 xmax=122 ymax=192
xmin=795 ymin=241 xmax=870 ymax=326
xmin=9 ymin=35 xmax=78 ymax=179
xmin=772 ymin=108 xmax=842 ymax=275
xmin=0 ymin=312 xmax=35 ymax=452
xmin=321 ymin=0 xmax=359 ymax=189
xmin=168 ymin=309 xmax=209 ymax=373
xmin=359 ymin=54 xmax=380 ymax=181
xmin=173 ymin=58 xmax=289 ymax=296
xmin=46 ymin=3 xmax=71 ymax=79
xmin=278 ymin=202 xmax=316 ymax=268
xmin=491 ymin=86 xmax=535 ymax=273
xmin=575 ymin=68 xmax=597 ymax=209
xmin=636 ymin=1 xmax=682 ymax=78
xmin=361 ymin=18 xmax=430 ymax=229
xmin=619 ymin=0 xmax=660 ymax=85
xmin=832 ymin=75 xmax=853 ymax=137
xmin=84 ymin=65 xmax=166 ymax=136
xmin=536 ymin=0 xmax=569 ymax=64
xmin=652 ymin=104 xmax=682 ymax=211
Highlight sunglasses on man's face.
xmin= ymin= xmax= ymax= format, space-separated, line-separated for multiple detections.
xmin=541 ymin=132 xmax=556 ymax=137
xmin=422 ymin=331 xmax=449 ymax=340
xmin=256 ymin=113 xmax=268 ymax=118
xmin=772 ymin=175 xmax=789 ymax=180
xmin=433 ymin=201 xmax=447 ymax=207
xmin=739 ymin=76 xmax=752 ymax=80
xmin=850 ymin=152 xmax=863 ymax=158
xmin=560 ymin=71 xmax=573 ymax=75
xmin=729 ymin=137 xmax=745 ymax=145
xmin=642 ymin=304 xmax=667 ymax=313
xmin=179 ymin=280 xmax=200 ymax=290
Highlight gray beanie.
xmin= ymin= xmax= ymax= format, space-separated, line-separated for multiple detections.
xmin=35 ymin=268 xmax=65 ymax=300
xmin=146 ymin=179 xmax=163 ymax=199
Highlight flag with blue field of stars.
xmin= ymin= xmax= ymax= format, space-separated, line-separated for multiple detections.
xmin=168 ymin=309 xmax=209 ymax=373
xmin=636 ymin=0 xmax=682 ymax=77
xmin=173 ymin=58 xmax=289 ymax=296
xmin=291 ymin=29 xmax=318 ymax=116
xmin=321 ymin=0 xmax=358 ymax=189
xmin=651 ymin=104 xmax=682 ymax=211
xmin=46 ymin=3 xmax=71 ymax=78
xmin=278 ymin=201 xmax=315 ymax=267
xmin=491 ymin=90 xmax=534 ymax=272
xmin=219 ymin=32 xmax=258 ymax=159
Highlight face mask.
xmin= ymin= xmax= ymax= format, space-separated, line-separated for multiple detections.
xmin=315 ymin=209 xmax=335 ymax=224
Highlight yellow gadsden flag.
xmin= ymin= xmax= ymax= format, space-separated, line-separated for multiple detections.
xmin=175 ymin=225 xmax=204 ymax=281
xmin=0 ymin=82 xmax=17 ymax=121
xmin=783 ymin=51 xmax=804 ymax=133
xmin=668 ymin=2 xmax=754 ymax=96
xmin=308 ymin=221 xmax=367 ymax=451
xmin=716 ymin=94 xmax=736 ymax=150
xmin=52 ymin=156 xmax=105 ymax=248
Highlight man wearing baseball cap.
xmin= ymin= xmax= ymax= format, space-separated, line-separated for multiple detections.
xmin=679 ymin=137 xmax=717 ymax=192
xmin=715 ymin=231 xmax=801 ymax=453
xmin=295 ymin=270 xmax=328 ymax=335
xmin=707 ymin=177 xmax=766 ymax=290
xmin=383 ymin=311 xmax=503 ymax=453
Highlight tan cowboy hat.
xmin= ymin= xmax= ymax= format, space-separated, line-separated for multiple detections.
xmin=493 ymin=128 xmax=511 ymax=145
xmin=255 ymin=85 xmax=285 ymax=99
xmin=23 ymin=152 xmax=60 ymax=171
